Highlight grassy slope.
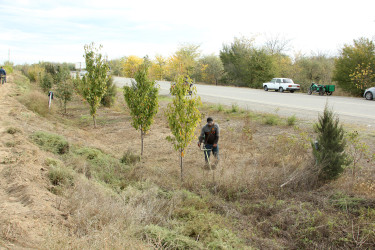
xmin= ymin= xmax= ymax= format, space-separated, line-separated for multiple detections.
xmin=1 ymin=72 xmax=374 ymax=249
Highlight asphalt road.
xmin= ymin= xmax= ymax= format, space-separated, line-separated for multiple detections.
xmin=113 ymin=77 xmax=375 ymax=127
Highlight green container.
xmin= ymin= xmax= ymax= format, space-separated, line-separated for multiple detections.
xmin=325 ymin=85 xmax=335 ymax=92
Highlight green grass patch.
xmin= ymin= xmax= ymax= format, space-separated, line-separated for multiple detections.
xmin=170 ymin=190 xmax=244 ymax=248
xmin=159 ymin=95 xmax=173 ymax=102
xmin=264 ymin=114 xmax=281 ymax=125
xmin=230 ymin=103 xmax=239 ymax=113
xmin=142 ymin=225 xmax=203 ymax=249
xmin=216 ymin=103 xmax=224 ymax=112
xmin=287 ymin=115 xmax=297 ymax=126
xmin=71 ymin=146 xmax=130 ymax=190
xmin=31 ymin=131 xmax=69 ymax=154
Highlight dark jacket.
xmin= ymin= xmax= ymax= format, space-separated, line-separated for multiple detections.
xmin=199 ymin=123 xmax=220 ymax=145
xmin=0 ymin=68 xmax=6 ymax=76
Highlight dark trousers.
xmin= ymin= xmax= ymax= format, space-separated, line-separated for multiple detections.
xmin=204 ymin=144 xmax=219 ymax=162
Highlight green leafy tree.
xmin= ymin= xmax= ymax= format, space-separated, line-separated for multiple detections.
xmin=40 ymin=73 xmax=54 ymax=93
xmin=196 ymin=55 xmax=224 ymax=85
xmin=44 ymin=63 xmax=57 ymax=75
xmin=122 ymin=55 xmax=143 ymax=78
xmin=167 ymin=44 xmax=200 ymax=79
xmin=55 ymin=70 xmax=73 ymax=114
xmin=154 ymin=54 xmax=167 ymax=80
xmin=165 ymin=75 xmax=201 ymax=181
xmin=333 ymin=38 xmax=375 ymax=96
xmin=313 ymin=105 xmax=348 ymax=181
xmin=108 ymin=58 xmax=124 ymax=76
xmin=349 ymin=63 xmax=375 ymax=92
xmin=292 ymin=53 xmax=335 ymax=91
xmin=220 ymin=37 xmax=274 ymax=88
xmin=81 ymin=43 xmax=110 ymax=127
xmin=123 ymin=65 xmax=159 ymax=156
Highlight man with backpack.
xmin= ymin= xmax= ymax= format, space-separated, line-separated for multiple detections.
xmin=198 ymin=117 xmax=220 ymax=164
xmin=0 ymin=67 xmax=6 ymax=85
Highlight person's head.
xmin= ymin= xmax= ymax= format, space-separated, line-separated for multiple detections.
xmin=207 ymin=117 xmax=214 ymax=127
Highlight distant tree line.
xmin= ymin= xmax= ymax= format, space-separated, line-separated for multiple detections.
xmin=9 ymin=36 xmax=375 ymax=96
xmin=107 ymin=36 xmax=375 ymax=95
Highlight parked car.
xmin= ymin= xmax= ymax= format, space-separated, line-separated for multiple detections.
xmin=263 ymin=78 xmax=300 ymax=93
xmin=364 ymin=87 xmax=375 ymax=100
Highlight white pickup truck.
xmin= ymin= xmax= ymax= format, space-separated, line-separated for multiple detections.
xmin=263 ymin=78 xmax=300 ymax=93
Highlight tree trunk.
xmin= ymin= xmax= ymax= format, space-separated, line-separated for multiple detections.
xmin=141 ymin=130 xmax=144 ymax=156
xmin=93 ymin=115 xmax=97 ymax=128
xmin=64 ymin=101 xmax=67 ymax=114
xmin=180 ymin=149 xmax=183 ymax=182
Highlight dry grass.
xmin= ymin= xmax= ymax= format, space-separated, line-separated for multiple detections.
xmin=18 ymin=90 xmax=57 ymax=117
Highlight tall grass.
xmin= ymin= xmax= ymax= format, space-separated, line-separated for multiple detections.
xmin=19 ymin=90 xmax=56 ymax=117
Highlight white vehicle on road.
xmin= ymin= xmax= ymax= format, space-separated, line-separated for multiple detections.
xmin=263 ymin=78 xmax=300 ymax=93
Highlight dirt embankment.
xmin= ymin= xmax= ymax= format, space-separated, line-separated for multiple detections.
xmin=0 ymin=78 xmax=67 ymax=248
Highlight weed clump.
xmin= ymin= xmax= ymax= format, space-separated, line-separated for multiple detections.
xmin=264 ymin=114 xmax=280 ymax=125
xmin=287 ymin=114 xmax=297 ymax=126
xmin=231 ymin=103 xmax=239 ymax=113
xmin=31 ymin=131 xmax=69 ymax=154
xmin=5 ymin=141 xmax=16 ymax=147
xmin=48 ymin=165 xmax=74 ymax=187
xmin=120 ymin=150 xmax=141 ymax=165
xmin=6 ymin=127 xmax=21 ymax=134
xmin=216 ymin=104 xmax=224 ymax=112
xmin=143 ymin=225 xmax=203 ymax=249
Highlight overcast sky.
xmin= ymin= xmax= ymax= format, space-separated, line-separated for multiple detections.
xmin=1 ymin=0 xmax=374 ymax=65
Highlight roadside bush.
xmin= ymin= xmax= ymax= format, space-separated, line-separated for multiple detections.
xmin=313 ymin=106 xmax=348 ymax=181
xmin=31 ymin=131 xmax=69 ymax=155
xmin=101 ymin=76 xmax=117 ymax=107
xmin=25 ymin=64 xmax=45 ymax=82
